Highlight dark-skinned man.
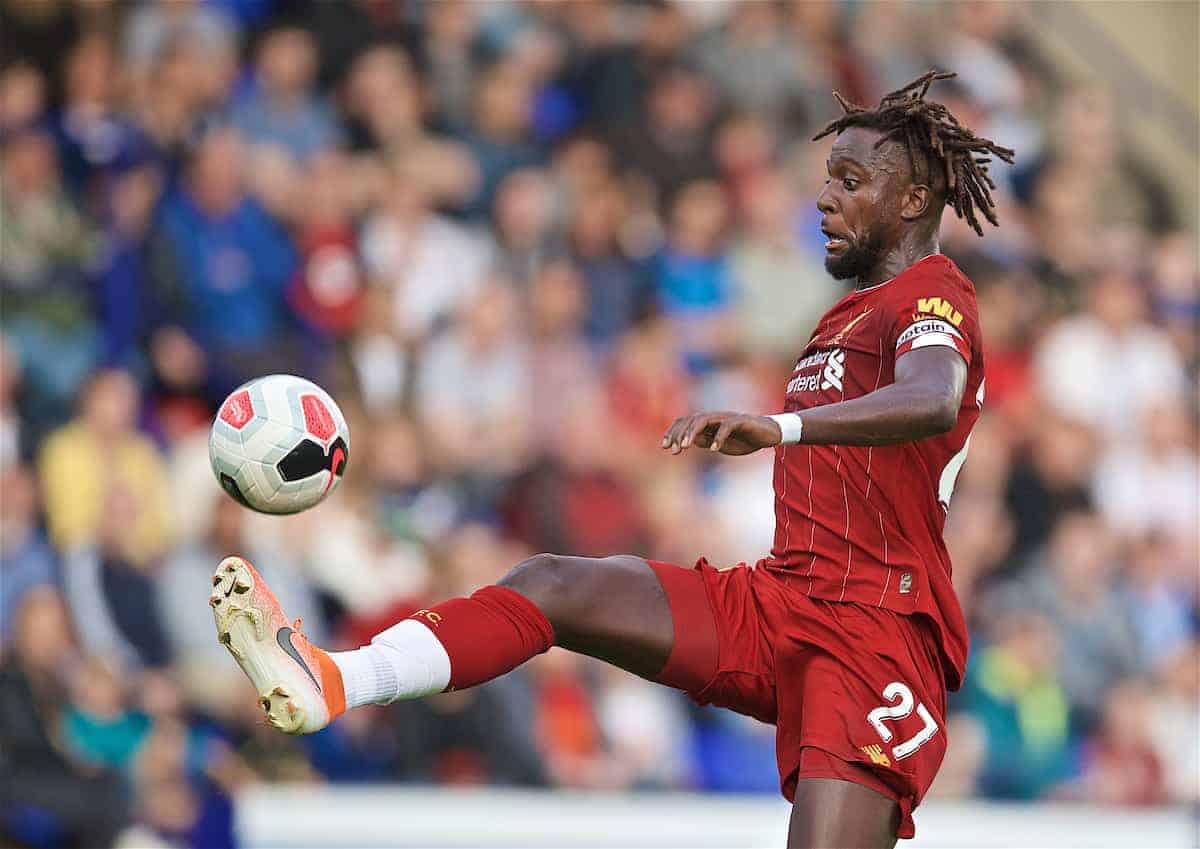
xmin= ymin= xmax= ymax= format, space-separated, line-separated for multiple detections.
xmin=208 ymin=71 xmax=1013 ymax=848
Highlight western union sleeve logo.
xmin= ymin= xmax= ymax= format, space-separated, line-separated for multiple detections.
xmin=916 ymin=297 xmax=963 ymax=327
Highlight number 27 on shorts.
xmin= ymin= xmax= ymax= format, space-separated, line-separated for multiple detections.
xmin=866 ymin=681 xmax=939 ymax=760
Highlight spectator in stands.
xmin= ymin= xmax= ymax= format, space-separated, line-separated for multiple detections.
xmin=340 ymin=44 xmax=424 ymax=155
xmin=0 ymin=464 xmax=56 ymax=644
xmin=611 ymin=64 xmax=719 ymax=206
xmin=491 ymin=168 xmax=559 ymax=284
xmin=416 ymin=279 xmax=532 ymax=482
xmin=52 ymin=33 xmax=142 ymax=198
xmin=562 ymin=174 xmax=653 ymax=351
xmin=0 ymin=61 xmax=47 ymax=132
xmin=231 ymin=22 xmax=344 ymax=164
xmin=285 ymin=151 xmax=367 ymax=343
xmin=504 ymin=388 xmax=647 ymax=558
xmin=1003 ymin=414 xmax=1096 ymax=562
xmin=654 ymin=180 xmax=739 ymax=373
xmin=124 ymin=0 xmax=238 ymax=157
xmin=731 ymin=168 xmax=840 ymax=359
xmin=38 ymin=368 xmax=171 ymax=563
xmin=1046 ymin=86 xmax=1178 ymax=234
xmin=148 ymin=127 xmax=302 ymax=384
xmin=1094 ymin=400 xmax=1199 ymax=540
xmin=1035 ymin=272 xmax=1187 ymax=440
xmin=0 ymin=122 xmax=101 ymax=436
xmin=1148 ymin=232 xmax=1198 ymax=373
xmin=358 ymin=144 xmax=491 ymax=344
xmin=1148 ymin=644 xmax=1200 ymax=803
xmin=1072 ymin=679 xmax=1169 ymax=806
xmin=461 ymin=58 xmax=542 ymax=219
xmin=1119 ymin=530 xmax=1196 ymax=669
xmin=959 ymin=610 xmax=1074 ymax=800
xmin=61 ymin=483 xmax=173 ymax=669
xmin=422 ymin=0 xmax=482 ymax=132
xmin=95 ymin=143 xmax=166 ymax=368
xmin=0 ymin=588 xmax=131 ymax=848
xmin=525 ymin=261 xmax=595 ymax=441
xmin=123 ymin=0 xmax=238 ymax=77
xmin=1018 ymin=511 xmax=1140 ymax=727
xmin=692 ymin=2 xmax=813 ymax=117
xmin=60 ymin=655 xmax=151 ymax=773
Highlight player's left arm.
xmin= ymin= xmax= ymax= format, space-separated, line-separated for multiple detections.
xmin=662 ymin=346 xmax=966 ymax=454
xmin=780 ymin=345 xmax=966 ymax=446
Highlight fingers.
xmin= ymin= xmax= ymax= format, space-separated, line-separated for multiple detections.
xmin=662 ymin=413 xmax=713 ymax=454
xmin=661 ymin=415 xmax=692 ymax=454
xmin=662 ymin=413 xmax=739 ymax=455
xmin=681 ymin=413 xmax=718 ymax=450
xmin=710 ymin=419 xmax=737 ymax=453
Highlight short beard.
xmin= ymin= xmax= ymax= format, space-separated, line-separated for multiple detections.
xmin=824 ymin=230 xmax=885 ymax=282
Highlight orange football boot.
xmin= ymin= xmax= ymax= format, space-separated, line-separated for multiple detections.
xmin=210 ymin=556 xmax=346 ymax=733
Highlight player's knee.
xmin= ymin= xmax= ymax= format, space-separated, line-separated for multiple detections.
xmin=499 ymin=553 xmax=599 ymax=627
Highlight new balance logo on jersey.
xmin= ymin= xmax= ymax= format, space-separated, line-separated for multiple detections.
xmin=821 ymin=349 xmax=845 ymax=392
xmin=861 ymin=744 xmax=892 ymax=768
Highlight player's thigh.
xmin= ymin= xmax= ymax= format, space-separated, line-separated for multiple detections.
xmin=498 ymin=553 xmax=677 ymax=679
xmin=775 ymin=600 xmax=947 ymax=841
xmin=787 ymin=775 xmax=899 ymax=849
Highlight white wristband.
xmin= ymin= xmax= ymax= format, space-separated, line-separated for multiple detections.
xmin=768 ymin=413 xmax=804 ymax=444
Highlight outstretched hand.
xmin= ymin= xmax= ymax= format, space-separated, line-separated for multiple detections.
xmin=661 ymin=412 xmax=783 ymax=456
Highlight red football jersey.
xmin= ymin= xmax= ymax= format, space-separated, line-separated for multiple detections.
xmin=764 ymin=254 xmax=983 ymax=689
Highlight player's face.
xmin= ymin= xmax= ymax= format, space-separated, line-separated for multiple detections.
xmin=816 ymin=127 xmax=905 ymax=281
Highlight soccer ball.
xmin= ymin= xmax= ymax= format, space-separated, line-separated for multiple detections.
xmin=209 ymin=375 xmax=350 ymax=514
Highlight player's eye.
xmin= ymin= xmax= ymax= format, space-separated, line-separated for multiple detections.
xmin=843 ymin=178 xmax=859 ymax=191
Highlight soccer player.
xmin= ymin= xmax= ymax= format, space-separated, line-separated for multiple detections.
xmin=210 ymin=71 xmax=1013 ymax=848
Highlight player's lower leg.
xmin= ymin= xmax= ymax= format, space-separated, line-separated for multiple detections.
xmin=212 ymin=552 xmax=699 ymax=733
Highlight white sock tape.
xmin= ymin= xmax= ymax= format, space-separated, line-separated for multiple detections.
xmin=331 ymin=619 xmax=452 ymax=709
xmin=768 ymin=413 xmax=804 ymax=444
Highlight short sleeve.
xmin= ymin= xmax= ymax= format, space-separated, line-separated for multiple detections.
xmin=889 ymin=266 xmax=979 ymax=366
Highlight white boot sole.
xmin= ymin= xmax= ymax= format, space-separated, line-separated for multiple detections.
xmin=210 ymin=556 xmax=325 ymax=734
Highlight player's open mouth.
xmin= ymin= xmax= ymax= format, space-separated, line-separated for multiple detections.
xmin=821 ymin=229 xmax=850 ymax=254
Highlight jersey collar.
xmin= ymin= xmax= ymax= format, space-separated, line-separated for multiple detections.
xmin=854 ymin=254 xmax=942 ymax=293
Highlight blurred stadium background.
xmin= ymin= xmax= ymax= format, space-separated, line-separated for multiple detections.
xmin=0 ymin=1 xmax=1196 ymax=847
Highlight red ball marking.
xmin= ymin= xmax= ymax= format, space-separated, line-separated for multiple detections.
xmin=219 ymin=390 xmax=254 ymax=430
xmin=302 ymin=394 xmax=336 ymax=441
xmin=322 ymin=445 xmax=346 ymax=495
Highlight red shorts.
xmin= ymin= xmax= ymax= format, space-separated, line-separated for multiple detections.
xmin=649 ymin=559 xmax=948 ymax=840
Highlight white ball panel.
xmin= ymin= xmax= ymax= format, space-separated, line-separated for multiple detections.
xmin=209 ymin=374 xmax=350 ymax=515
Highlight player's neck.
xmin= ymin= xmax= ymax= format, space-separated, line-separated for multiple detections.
xmin=857 ymin=235 xmax=940 ymax=290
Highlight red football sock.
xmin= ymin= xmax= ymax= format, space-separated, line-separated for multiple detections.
xmin=411 ymin=585 xmax=556 ymax=691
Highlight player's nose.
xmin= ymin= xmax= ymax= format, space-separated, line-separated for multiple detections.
xmin=816 ymin=183 xmax=837 ymax=215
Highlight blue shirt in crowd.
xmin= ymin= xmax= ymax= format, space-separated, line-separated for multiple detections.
xmin=156 ymin=190 xmax=298 ymax=356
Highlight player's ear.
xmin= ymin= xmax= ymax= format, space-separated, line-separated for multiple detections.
xmin=900 ymin=184 xmax=932 ymax=222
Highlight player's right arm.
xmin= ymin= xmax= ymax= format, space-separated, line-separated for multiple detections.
xmin=661 ymin=345 xmax=967 ymax=455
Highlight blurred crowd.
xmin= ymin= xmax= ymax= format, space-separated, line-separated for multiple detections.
xmin=1 ymin=0 xmax=1197 ymax=846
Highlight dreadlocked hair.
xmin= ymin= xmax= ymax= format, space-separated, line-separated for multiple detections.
xmin=812 ymin=70 xmax=1016 ymax=236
